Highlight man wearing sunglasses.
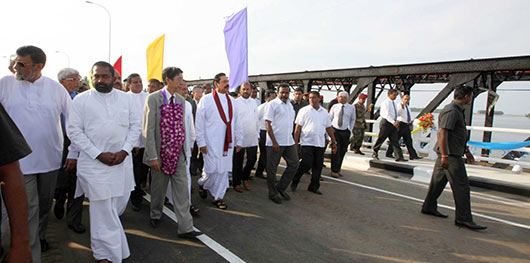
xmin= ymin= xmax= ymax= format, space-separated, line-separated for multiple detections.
xmin=0 ymin=45 xmax=72 ymax=263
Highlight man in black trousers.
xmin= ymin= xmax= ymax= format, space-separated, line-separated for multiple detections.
xmin=372 ymin=89 xmax=406 ymax=161
xmin=421 ymin=85 xmax=487 ymax=231
xmin=386 ymin=94 xmax=422 ymax=160
xmin=255 ymin=90 xmax=276 ymax=179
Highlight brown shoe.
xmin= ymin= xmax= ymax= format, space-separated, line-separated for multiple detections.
xmin=233 ymin=185 xmax=243 ymax=192
xmin=243 ymin=180 xmax=251 ymax=191
xmin=330 ymin=172 xmax=339 ymax=178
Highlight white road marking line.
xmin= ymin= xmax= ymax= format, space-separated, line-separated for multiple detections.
xmin=143 ymin=194 xmax=246 ymax=263
xmin=279 ymin=165 xmax=530 ymax=230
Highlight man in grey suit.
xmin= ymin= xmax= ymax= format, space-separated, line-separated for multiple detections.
xmin=142 ymin=67 xmax=202 ymax=239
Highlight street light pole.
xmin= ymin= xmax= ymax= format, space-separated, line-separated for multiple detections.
xmin=86 ymin=1 xmax=111 ymax=62
xmin=55 ymin=51 xmax=70 ymax=67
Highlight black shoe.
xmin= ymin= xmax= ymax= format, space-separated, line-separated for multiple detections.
xmin=150 ymin=219 xmax=161 ymax=228
xmin=269 ymin=195 xmax=282 ymax=204
xmin=190 ymin=204 xmax=200 ymax=217
xmin=421 ymin=209 xmax=448 ymax=218
xmin=385 ymin=154 xmax=393 ymax=158
xmin=455 ymin=220 xmax=487 ymax=230
xmin=54 ymin=202 xmax=65 ymax=220
xmin=372 ymin=153 xmax=379 ymax=160
xmin=40 ymin=239 xmax=49 ymax=252
xmin=308 ymin=189 xmax=323 ymax=195
xmin=410 ymin=156 xmax=423 ymax=160
xmin=277 ymin=187 xmax=291 ymax=201
xmin=290 ymin=182 xmax=298 ymax=192
xmin=178 ymin=230 xmax=203 ymax=239
xmin=68 ymin=223 xmax=87 ymax=234
xmin=395 ymin=158 xmax=408 ymax=162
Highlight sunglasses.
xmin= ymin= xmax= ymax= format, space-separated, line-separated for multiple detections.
xmin=15 ymin=61 xmax=35 ymax=68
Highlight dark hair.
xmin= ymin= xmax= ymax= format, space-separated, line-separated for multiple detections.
xmin=149 ymin=78 xmax=162 ymax=86
xmin=162 ymin=67 xmax=183 ymax=85
xmin=92 ymin=61 xmax=115 ymax=78
xmin=16 ymin=45 xmax=46 ymax=65
xmin=388 ymin=89 xmax=398 ymax=95
xmin=279 ymin=82 xmax=290 ymax=89
xmin=126 ymin=73 xmax=141 ymax=84
xmin=294 ymin=87 xmax=304 ymax=93
xmin=265 ymin=90 xmax=276 ymax=98
xmin=310 ymin=91 xmax=320 ymax=97
xmin=454 ymin=85 xmax=474 ymax=100
xmin=235 ymin=84 xmax=241 ymax=94
xmin=229 ymin=91 xmax=238 ymax=98
xmin=213 ymin=73 xmax=226 ymax=85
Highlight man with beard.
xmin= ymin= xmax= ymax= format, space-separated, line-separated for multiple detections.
xmin=53 ymin=68 xmax=86 ymax=234
xmin=264 ymin=84 xmax=299 ymax=204
xmin=232 ymin=82 xmax=259 ymax=192
xmin=127 ymin=74 xmax=150 ymax=211
xmin=196 ymin=73 xmax=243 ymax=209
xmin=68 ymin=61 xmax=142 ymax=263
xmin=0 ymin=45 xmax=72 ymax=262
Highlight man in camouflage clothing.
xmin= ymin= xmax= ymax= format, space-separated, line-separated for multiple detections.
xmin=350 ymin=94 xmax=368 ymax=154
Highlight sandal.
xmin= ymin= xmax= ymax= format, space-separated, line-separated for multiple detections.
xmin=212 ymin=200 xmax=227 ymax=210
xmin=198 ymin=185 xmax=207 ymax=199
xmin=190 ymin=204 xmax=200 ymax=217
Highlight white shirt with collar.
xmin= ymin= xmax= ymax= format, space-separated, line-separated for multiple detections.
xmin=329 ymin=103 xmax=356 ymax=131
xmin=0 ymin=75 xmax=72 ymax=174
xmin=257 ymin=101 xmax=268 ymax=131
xmin=295 ymin=104 xmax=332 ymax=148
xmin=235 ymin=96 xmax=259 ymax=147
xmin=128 ymin=91 xmax=149 ymax=148
xmin=264 ymin=98 xmax=295 ymax=146
xmin=397 ymin=101 xmax=413 ymax=124
xmin=380 ymin=97 xmax=399 ymax=124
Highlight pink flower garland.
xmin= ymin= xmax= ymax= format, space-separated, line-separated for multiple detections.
xmin=159 ymin=103 xmax=185 ymax=175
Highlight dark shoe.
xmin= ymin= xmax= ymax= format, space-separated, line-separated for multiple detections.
xmin=212 ymin=199 xmax=227 ymax=210
xmin=410 ymin=156 xmax=423 ymax=160
xmin=385 ymin=154 xmax=393 ymax=158
xmin=54 ymin=202 xmax=65 ymax=220
xmin=338 ymin=172 xmax=344 ymax=177
xmin=178 ymin=230 xmax=203 ymax=239
xmin=330 ymin=172 xmax=339 ymax=178
xmin=372 ymin=153 xmax=379 ymax=160
xmin=308 ymin=189 xmax=323 ymax=195
xmin=233 ymin=185 xmax=243 ymax=193
xmin=150 ymin=219 xmax=161 ymax=228
xmin=243 ymin=180 xmax=251 ymax=191
xmin=277 ymin=187 xmax=291 ymax=201
xmin=255 ymin=173 xmax=266 ymax=179
xmin=40 ymin=239 xmax=49 ymax=252
xmin=395 ymin=158 xmax=408 ymax=162
xmin=68 ymin=223 xmax=87 ymax=234
xmin=290 ymin=182 xmax=298 ymax=192
xmin=190 ymin=204 xmax=200 ymax=217
xmin=198 ymin=185 xmax=207 ymax=199
xmin=354 ymin=149 xmax=365 ymax=155
xmin=421 ymin=209 xmax=448 ymax=218
xmin=455 ymin=220 xmax=487 ymax=230
xmin=269 ymin=195 xmax=282 ymax=204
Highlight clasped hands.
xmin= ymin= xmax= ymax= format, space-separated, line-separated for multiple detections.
xmin=97 ymin=150 xmax=128 ymax=166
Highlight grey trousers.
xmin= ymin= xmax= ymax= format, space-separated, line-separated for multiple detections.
xmin=422 ymin=156 xmax=473 ymax=222
xmin=24 ymin=169 xmax=59 ymax=263
xmin=150 ymin=152 xmax=193 ymax=234
xmin=266 ymin=145 xmax=299 ymax=197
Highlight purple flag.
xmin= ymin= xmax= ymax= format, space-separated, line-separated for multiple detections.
xmin=224 ymin=8 xmax=248 ymax=92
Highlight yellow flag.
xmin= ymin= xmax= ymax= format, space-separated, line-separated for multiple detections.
xmin=146 ymin=34 xmax=165 ymax=81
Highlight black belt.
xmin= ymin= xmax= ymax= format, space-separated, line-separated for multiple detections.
xmin=333 ymin=127 xmax=349 ymax=132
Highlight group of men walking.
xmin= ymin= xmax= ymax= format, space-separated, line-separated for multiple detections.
xmin=0 ymin=45 xmax=486 ymax=263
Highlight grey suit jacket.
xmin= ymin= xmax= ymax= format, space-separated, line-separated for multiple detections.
xmin=142 ymin=90 xmax=188 ymax=166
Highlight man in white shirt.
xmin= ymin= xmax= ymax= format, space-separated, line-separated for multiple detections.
xmin=372 ymin=89 xmax=406 ymax=161
xmin=68 ymin=61 xmax=142 ymax=263
xmin=126 ymin=73 xmax=150 ymax=212
xmin=291 ymin=91 xmax=337 ymax=194
xmin=255 ymin=90 xmax=277 ymax=179
xmin=250 ymin=86 xmax=261 ymax=105
xmin=0 ymin=46 xmax=72 ymax=262
xmin=196 ymin=73 xmax=243 ymax=210
xmin=386 ymin=94 xmax=422 ymax=160
xmin=143 ymin=67 xmax=201 ymax=238
xmin=328 ymin=91 xmax=356 ymax=178
xmin=264 ymin=84 xmax=299 ymax=204
xmin=190 ymin=85 xmax=204 ymax=177
xmin=232 ymin=82 xmax=259 ymax=192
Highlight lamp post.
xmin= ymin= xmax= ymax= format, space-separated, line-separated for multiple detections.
xmin=55 ymin=51 xmax=70 ymax=67
xmin=86 ymin=1 xmax=111 ymax=62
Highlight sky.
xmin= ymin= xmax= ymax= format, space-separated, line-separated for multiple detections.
xmin=1 ymin=0 xmax=529 ymax=114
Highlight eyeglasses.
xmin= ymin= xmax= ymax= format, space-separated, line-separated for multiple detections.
xmin=65 ymin=78 xmax=81 ymax=81
xmin=15 ymin=61 xmax=34 ymax=68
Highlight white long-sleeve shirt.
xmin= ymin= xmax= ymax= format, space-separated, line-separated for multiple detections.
xmin=0 ymin=75 xmax=72 ymax=174
xmin=68 ymin=89 xmax=142 ymax=201
xmin=257 ymin=102 xmax=268 ymax=131
xmin=397 ymin=101 xmax=413 ymax=124
xmin=235 ymin=97 xmax=259 ymax=147
xmin=128 ymin=91 xmax=149 ymax=148
xmin=380 ymin=97 xmax=399 ymax=123
xmin=184 ymin=100 xmax=195 ymax=157
xmin=329 ymin=103 xmax=356 ymax=131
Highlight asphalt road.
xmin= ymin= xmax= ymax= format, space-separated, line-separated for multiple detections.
xmin=35 ymin=160 xmax=530 ymax=263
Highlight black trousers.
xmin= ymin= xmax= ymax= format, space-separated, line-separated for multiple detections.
xmin=331 ymin=128 xmax=351 ymax=173
xmin=131 ymin=148 xmax=149 ymax=206
xmin=232 ymin=146 xmax=258 ymax=186
xmin=373 ymin=119 xmax=403 ymax=160
xmin=190 ymin=142 xmax=204 ymax=176
xmin=386 ymin=122 xmax=420 ymax=158
xmin=266 ymin=145 xmax=299 ymax=197
xmin=55 ymin=167 xmax=84 ymax=226
xmin=422 ymin=156 xmax=472 ymax=222
xmin=255 ymin=130 xmax=267 ymax=176
xmin=293 ymin=146 xmax=325 ymax=191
